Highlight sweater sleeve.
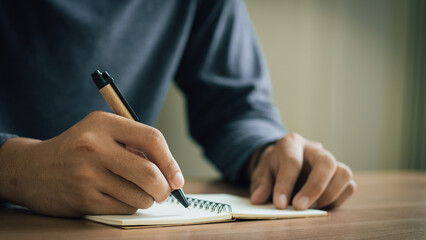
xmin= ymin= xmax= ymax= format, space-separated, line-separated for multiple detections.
xmin=175 ymin=0 xmax=287 ymax=185
xmin=0 ymin=133 xmax=19 ymax=148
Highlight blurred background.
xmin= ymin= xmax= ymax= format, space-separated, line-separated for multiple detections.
xmin=156 ymin=0 xmax=425 ymax=179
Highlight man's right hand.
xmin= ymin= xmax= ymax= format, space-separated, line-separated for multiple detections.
xmin=0 ymin=111 xmax=184 ymax=217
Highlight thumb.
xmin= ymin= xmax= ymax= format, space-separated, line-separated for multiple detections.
xmin=250 ymin=164 xmax=274 ymax=205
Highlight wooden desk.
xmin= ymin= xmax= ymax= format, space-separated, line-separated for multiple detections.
xmin=1 ymin=171 xmax=425 ymax=239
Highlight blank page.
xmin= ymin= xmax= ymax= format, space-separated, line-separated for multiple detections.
xmin=188 ymin=194 xmax=328 ymax=219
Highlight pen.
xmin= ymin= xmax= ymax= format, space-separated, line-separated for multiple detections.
xmin=91 ymin=70 xmax=190 ymax=208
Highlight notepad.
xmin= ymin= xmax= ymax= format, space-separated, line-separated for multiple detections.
xmin=85 ymin=194 xmax=328 ymax=228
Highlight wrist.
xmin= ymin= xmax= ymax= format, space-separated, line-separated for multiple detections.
xmin=0 ymin=137 xmax=42 ymax=206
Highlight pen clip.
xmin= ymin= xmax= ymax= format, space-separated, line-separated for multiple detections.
xmin=91 ymin=70 xmax=140 ymax=122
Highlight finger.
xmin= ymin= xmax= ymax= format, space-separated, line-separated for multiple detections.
xmin=292 ymin=147 xmax=337 ymax=210
xmin=250 ymin=163 xmax=274 ymax=205
xmin=85 ymin=192 xmax=138 ymax=215
xmin=325 ymin=179 xmax=356 ymax=209
xmin=93 ymin=112 xmax=184 ymax=189
xmin=316 ymin=162 xmax=353 ymax=208
xmin=97 ymin=168 xmax=156 ymax=209
xmin=101 ymin=140 xmax=171 ymax=203
xmin=272 ymin=135 xmax=304 ymax=209
xmin=125 ymin=145 xmax=147 ymax=158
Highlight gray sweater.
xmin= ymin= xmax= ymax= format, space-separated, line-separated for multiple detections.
xmin=0 ymin=0 xmax=286 ymax=184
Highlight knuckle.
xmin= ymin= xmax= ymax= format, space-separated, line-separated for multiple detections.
xmin=311 ymin=141 xmax=324 ymax=149
xmin=150 ymin=127 xmax=165 ymax=141
xmin=87 ymin=111 xmax=106 ymax=121
xmin=278 ymin=133 xmax=304 ymax=148
xmin=347 ymin=180 xmax=357 ymax=194
xmin=337 ymin=163 xmax=353 ymax=180
xmin=139 ymin=163 xmax=158 ymax=182
xmin=286 ymin=133 xmax=301 ymax=141
xmin=72 ymin=132 xmax=99 ymax=153
xmin=318 ymin=151 xmax=337 ymax=170
xmin=149 ymin=127 xmax=166 ymax=148
xmin=140 ymin=196 xmax=155 ymax=209
xmin=166 ymin=159 xmax=177 ymax=174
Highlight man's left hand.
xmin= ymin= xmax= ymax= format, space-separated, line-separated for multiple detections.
xmin=248 ymin=133 xmax=356 ymax=210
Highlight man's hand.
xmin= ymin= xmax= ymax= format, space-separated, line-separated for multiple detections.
xmin=0 ymin=111 xmax=184 ymax=217
xmin=249 ymin=133 xmax=356 ymax=210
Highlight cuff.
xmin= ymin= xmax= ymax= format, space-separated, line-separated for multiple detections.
xmin=0 ymin=133 xmax=19 ymax=148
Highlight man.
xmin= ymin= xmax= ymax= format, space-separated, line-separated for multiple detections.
xmin=0 ymin=0 xmax=355 ymax=217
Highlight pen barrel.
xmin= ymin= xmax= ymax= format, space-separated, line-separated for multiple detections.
xmin=99 ymin=84 xmax=135 ymax=120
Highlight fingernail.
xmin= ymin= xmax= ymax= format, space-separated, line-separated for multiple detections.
xmin=173 ymin=172 xmax=184 ymax=189
xmin=297 ymin=196 xmax=310 ymax=209
xmin=279 ymin=194 xmax=287 ymax=207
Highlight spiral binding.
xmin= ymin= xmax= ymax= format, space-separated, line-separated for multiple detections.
xmin=168 ymin=195 xmax=232 ymax=213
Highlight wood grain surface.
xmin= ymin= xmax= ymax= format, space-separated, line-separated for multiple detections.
xmin=0 ymin=171 xmax=425 ymax=240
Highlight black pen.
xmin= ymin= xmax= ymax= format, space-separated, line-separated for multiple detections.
xmin=91 ymin=70 xmax=190 ymax=208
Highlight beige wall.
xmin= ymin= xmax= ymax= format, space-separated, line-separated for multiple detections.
xmin=156 ymin=0 xmax=410 ymax=179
